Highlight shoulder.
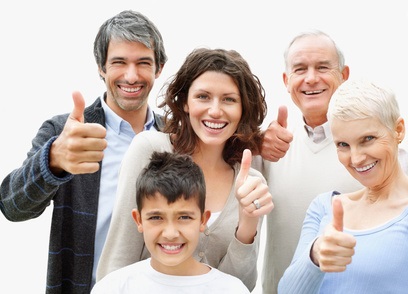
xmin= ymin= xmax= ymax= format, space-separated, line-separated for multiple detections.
xmin=313 ymin=190 xmax=339 ymax=203
xmin=308 ymin=190 xmax=340 ymax=213
xmin=136 ymin=130 xmax=169 ymax=142
xmin=128 ymin=132 xmax=171 ymax=153
xmin=43 ymin=113 xmax=70 ymax=133
xmin=92 ymin=261 xmax=149 ymax=294
xmin=122 ymin=132 xmax=172 ymax=170
xmin=209 ymin=268 xmax=250 ymax=293
xmin=93 ymin=262 xmax=143 ymax=291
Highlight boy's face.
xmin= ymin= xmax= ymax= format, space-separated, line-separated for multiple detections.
xmin=132 ymin=193 xmax=210 ymax=275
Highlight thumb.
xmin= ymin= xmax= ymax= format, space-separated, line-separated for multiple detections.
xmin=236 ymin=149 xmax=252 ymax=189
xmin=276 ymin=105 xmax=288 ymax=128
xmin=70 ymin=91 xmax=85 ymax=123
xmin=332 ymin=197 xmax=344 ymax=232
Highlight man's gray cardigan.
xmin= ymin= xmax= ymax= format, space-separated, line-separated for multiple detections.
xmin=0 ymin=96 xmax=164 ymax=293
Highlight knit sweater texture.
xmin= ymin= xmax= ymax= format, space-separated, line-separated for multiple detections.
xmin=260 ymin=113 xmax=363 ymax=294
xmin=0 ymin=96 xmax=164 ymax=293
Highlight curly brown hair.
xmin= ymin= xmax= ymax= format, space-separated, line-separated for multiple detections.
xmin=159 ymin=48 xmax=267 ymax=166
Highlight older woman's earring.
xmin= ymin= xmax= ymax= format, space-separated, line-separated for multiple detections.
xmin=399 ymin=139 xmax=402 ymax=144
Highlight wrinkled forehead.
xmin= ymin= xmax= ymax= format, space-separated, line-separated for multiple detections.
xmin=287 ymin=35 xmax=338 ymax=67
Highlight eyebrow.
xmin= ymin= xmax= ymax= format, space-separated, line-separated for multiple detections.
xmin=144 ymin=210 xmax=198 ymax=217
xmin=292 ymin=60 xmax=332 ymax=68
xmin=145 ymin=210 xmax=163 ymax=217
xmin=108 ymin=56 xmax=154 ymax=63
xmin=177 ymin=210 xmax=198 ymax=216
xmin=191 ymin=88 xmax=240 ymax=97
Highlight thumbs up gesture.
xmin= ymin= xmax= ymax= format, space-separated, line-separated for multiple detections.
xmin=49 ymin=91 xmax=107 ymax=175
xmin=235 ymin=149 xmax=274 ymax=215
xmin=261 ymin=105 xmax=294 ymax=162
xmin=234 ymin=149 xmax=274 ymax=243
xmin=311 ymin=197 xmax=356 ymax=272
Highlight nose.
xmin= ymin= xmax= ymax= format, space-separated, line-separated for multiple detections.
xmin=162 ymin=221 xmax=180 ymax=240
xmin=304 ymin=68 xmax=319 ymax=84
xmin=208 ymin=99 xmax=222 ymax=118
xmin=350 ymin=147 xmax=366 ymax=166
xmin=124 ymin=64 xmax=139 ymax=84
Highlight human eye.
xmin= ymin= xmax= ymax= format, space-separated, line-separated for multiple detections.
xmin=179 ymin=215 xmax=193 ymax=220
xmin=337 ymin=141 xmax=349 ymax=148
xmin=293 ymin=67 xmax=306 ymax=75
xmin=148 ymin=215 xmax=162 ymax=221
xmin=138 ymin=60 xmax=153 ymax=67
xmin=224 ymin=96 xmax=238 ymax=103
xmin=364 ymin=135 xmax=375 ymax=142
xmin=111 ymin=60 xmax=126 ymax=66
xmin=317 ymin=66 xmax=330 ymax=73
xmin=196 ymin=94 xmax=209 ymax=100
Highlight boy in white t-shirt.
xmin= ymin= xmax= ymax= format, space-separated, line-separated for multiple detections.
xmin=91 ymin=151 xmax=249 ymax=294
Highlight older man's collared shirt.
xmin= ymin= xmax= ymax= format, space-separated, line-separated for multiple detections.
xmin=92 ymin=95 xmax=158 ymax=285
xmin=304 ymin=121 xmax=330 ymax=144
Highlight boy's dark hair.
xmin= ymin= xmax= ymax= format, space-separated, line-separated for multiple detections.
xmin=136 ymin=151 xmax=206 ymax=213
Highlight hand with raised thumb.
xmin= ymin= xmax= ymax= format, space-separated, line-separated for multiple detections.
xmin=261 ymin=105 xmax=293 ymax=162
xmin=49 ymin=91 xmax=107 ymax=175
xmin=311 ymin=197 xmax=356 ymax=272
xmin=235 ymin=149 xmax=274 ymax=217
xmin=234 ymin=149 xmax=274 ymax=244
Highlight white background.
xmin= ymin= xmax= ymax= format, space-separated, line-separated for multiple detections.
xmin=1 ymin=1 xmax=407 ymax=293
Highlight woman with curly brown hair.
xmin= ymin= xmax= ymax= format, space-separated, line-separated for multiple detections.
xmin=97 ymin=47 xmax=274 ymax=292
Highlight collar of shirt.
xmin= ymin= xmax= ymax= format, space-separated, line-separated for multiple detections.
xmin=303 ymin=120 xmax=330 ymax=143
xmin=100 ymin=94 xmax=156 ymax=137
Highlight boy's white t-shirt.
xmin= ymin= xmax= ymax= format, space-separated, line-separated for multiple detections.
xmin=91 ymin=258 xmax=249 ymax=294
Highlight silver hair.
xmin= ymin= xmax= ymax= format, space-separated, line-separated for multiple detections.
xmin=328 ymin=79 xmax=400 ymax=132
xmin=283 ymin=30 xmax=345 ymax=72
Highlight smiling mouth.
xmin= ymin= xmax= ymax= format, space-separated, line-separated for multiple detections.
xmin=203 ymin=121 xmax=227 ymax=129
xmin=119 ymin=85 xmax=142 ymax=93
xmin=160 ymin=244 xmax=183 ymax=251
xmin=303 ymin=90 xmax=324 ymax=95
xmin=354 ymin=161 xmax=378 ymax=172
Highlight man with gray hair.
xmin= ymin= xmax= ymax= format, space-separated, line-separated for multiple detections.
xmin=260 ymin=30 xmax=408 ymax=294
xmin=260 ymin=30 xmax=362 ymax=294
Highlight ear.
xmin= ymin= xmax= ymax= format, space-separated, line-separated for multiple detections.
xmin=283 ymin=72 xmax=290 ymax=93
xmin=341 ymin=65 xmax=350 ymax=81
xmin=396 ymin=117 xmax=405 ymax=143
xmin=199 ymin=210 xmax=211 ymax=232
xmin=155 ymin=63 xmax=164 ymax=79
xmin=132 ymin=209 xmax=144 ymax=233
xmin=183 ymin=103 xmax=189 ymax=113
xmin=98 ymin=67 xmax=106 ymax=79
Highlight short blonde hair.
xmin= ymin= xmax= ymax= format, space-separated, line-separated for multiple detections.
xmin=328 ymin=79 xmax=400 ymax=132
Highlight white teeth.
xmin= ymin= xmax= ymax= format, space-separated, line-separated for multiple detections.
xmin=304 ymin=90 xmax=323 ymax=95
xmin=121 ymin=86 xmax=141 ymax=93
xmin=161 ymin=244 xmax=182 ymax=251
xmin=355 ymin=162 xmax=377 ymax=172
xmin=203 ymin=121 xmax=226 ymax=129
